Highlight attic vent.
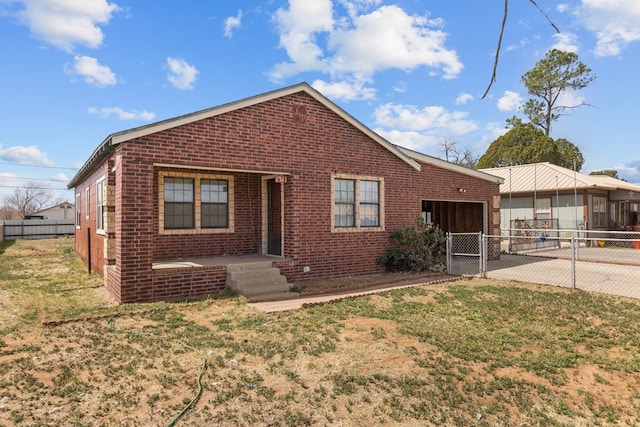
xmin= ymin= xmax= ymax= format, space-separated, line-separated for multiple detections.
xmin=292 ymin=105 xmax=307 ymax=123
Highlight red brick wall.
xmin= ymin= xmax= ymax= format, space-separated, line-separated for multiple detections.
xmin=150 ymin=266 xmax=226 ymax=302
xmin=73 ymin=162 xmax=108 ymax=276
xmin=74 ymin=90 xmax=500 ymax=302
xmin=153 ymin=170 xmax=262 ymax=260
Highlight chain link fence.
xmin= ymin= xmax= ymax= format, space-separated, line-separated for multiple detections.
xmin=447 ymin=230 xmax=640 ymax=300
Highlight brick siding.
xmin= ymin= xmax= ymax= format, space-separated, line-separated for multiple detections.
xmin=74 ymin=90 xmax=500 ymax=303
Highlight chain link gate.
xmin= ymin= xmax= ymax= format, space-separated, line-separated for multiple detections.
xmin=446 ymin=232 xmax=484 ymax=276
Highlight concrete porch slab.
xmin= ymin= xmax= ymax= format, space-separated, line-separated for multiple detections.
xmin=152 ymin=254 xmax=281 ymax=270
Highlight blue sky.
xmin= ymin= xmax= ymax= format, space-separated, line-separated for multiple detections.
xmin=1 ymin=0 xmax=639 ymax=203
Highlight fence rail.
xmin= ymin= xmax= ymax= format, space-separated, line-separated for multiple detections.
xmin=447 ymin=231 xmax=640 ymax=300
xmin=0 ymin=219 xmax=75 ymax=241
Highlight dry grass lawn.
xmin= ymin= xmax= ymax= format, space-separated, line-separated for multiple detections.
xmin=1 ymin=238 xmax=640 ymax=426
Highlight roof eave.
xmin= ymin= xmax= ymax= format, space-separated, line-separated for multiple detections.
xmin=68 ymin=82 xmax=422 ymax=189
xmin=67 ymin=137 xmax=115 ymax=189
xmin=398 ymin=146 xmax=504 ymax=184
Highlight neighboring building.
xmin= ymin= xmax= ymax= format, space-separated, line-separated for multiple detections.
xmin=68 ymin=83 xmax=502 ymax=303
xmin=480 ymin=162 xmax=640 ymax=231
xmin=28 ymin=202 xmax=74 ymax=220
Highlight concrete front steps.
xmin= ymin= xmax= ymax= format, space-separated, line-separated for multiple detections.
xmin=226 ymin=261 xmax=297 ymax=302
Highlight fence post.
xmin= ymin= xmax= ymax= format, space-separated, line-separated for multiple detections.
xmin=446 ymin=232 xmax=451 ymax=275
xmin=87 ymin=227 xmax=92 ymax=275
xmin=478 ymin=232 xmax=484 ymax=277
xmin=570 ymin=237 xmax=576 ymax=289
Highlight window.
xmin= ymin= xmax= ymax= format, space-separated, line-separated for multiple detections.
xmin=164 ymin=177 xmax=194 ymax=229
xmin=535 ymin=197 xmax=551 ymax=220
xmin=75 ymin=193 xmax=81 ymax=228
xmin=334 ymin=179 xmax=355 ymax=227
xmin=85 ymin=188 xmax=90 ymax=219
xmin=359 ymin=180 xmax=380 ymax=227
xmin=332 ymin=174 xmax=384 ymax=231
xmin=96 ymin=178 xmax=105 ymax=233
xmin=201 ymin=179 xmax=228 ymax=228
xmin=593 ymin=196 xmax=607 ymax=227
xmin=159 ymin=171 xmax=234 ymax=234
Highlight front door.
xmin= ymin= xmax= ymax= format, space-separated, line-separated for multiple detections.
xmin=267 ymin=179 xmax=282 ymax=255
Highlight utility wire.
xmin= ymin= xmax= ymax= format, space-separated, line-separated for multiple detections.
xmin=0 ymin=161 xmax=78 ymax=170
xmin=0 ymin=177 xmax=69 ymax=183
xmin=0 ymin=184 xmax=70 ymax=191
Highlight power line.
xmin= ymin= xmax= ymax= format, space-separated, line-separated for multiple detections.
xmin=0 ymin=176 xmax=69 ymax=184
xmin=0 ymin=185 xmax=70 ymax=191
xmin=0 ymin=161 xmax=78 ymax=171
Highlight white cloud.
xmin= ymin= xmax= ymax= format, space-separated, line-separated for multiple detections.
xmin=557 ymin=4 xmax=570 ymax=13
xmin=393 ymin=81 xmax=408 ymax=93
xmin=552 ymin=32 xmax=579 ymax=53
xmin=374 ymin=128 xmax=439 ymax=151
xmin=0 ymin=143 xmax=55 ymax=166
xmin=166 ymin=57 xmax=199 ymax=90
xmin=329 ymin=5 xmax=461 ymax=77
xmin=0 ymin=172 xmax=18 ymax=180
xmin=617 ymin=159 xmax=640 ymax=183
xmin=456 ymin=93 xmax=473 ymax=105
xmin=576 ymin=0 xmax=640 ymax=56
xmin=50 ymin=172 xmax=69 ymax=182
xmin=67 ymin=55 xmax=116 ymax=87
xmin=497 ymin=91 xmax=523 ymax=112
xmin=479 ymin=122 xmax=509 ymax=149
xmin=88 ymin=106 xmax=155 ymax=121
xmin=372 ymin=102 xmax=477 ymax=152
xmin=15 ymin=0 xmax=120 ymax=52
xmin=557 ymin=90 xmax=585 ymax=108
xmin=270 ymin=1 xmax=462 ymax=100
xmin=311 ymin=79 xmax=376 ymax=101
xmin=374 ymin=103 xmax=477 ymax=134
xmin=223 ymin=10 xmax=242 ymax=38
xmin=271 ymin=0 xmax=334 ymax=80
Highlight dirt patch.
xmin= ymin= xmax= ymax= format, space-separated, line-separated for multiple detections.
xmin=293 ymin=271 xmax=451 ymax=296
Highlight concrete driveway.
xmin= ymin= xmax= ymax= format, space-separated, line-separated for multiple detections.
xmin=483 ymin=253 xmax=640 ymax=300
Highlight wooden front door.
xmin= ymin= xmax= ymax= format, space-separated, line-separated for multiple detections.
xmin=267 ymin=179 xmax=282 ymax=256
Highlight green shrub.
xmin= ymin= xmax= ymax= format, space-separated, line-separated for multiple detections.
xmin=378 ymin=218 xmax=446 ymax=273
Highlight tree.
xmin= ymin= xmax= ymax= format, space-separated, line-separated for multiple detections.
xmin=590 ymin=169 xmax=625 ymax=181
xmin=0 ymin=204 xmax=16 ymax=220
xmin=521 ymin=49 xmax=595 ymax=136
xmin=439 ymin=137 xmax=478 ymax=169
xmin=477 ymin=122 xmax=584 ymax=170
xmin=1 ymin=183 xmax=56 ymax=219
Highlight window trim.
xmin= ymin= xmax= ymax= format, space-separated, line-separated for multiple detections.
xmin=85 ymin=188 xmax=90 ymax=220
xmin=163 ymin=177 xmax=195 ymax=230
xmin=75 ymin=193 xmax=81 ymax=229
xmin=592 ymin=195 xmax=607 ymax=228
xmin=200 ymin=178 xmax=230 ymax=229
xmin=158 ymin=171 xmax=234 ymax=235
xmin=96 ymin=177 xmax=105 ymax=235
xmin=534 ymin=197 xmax=551 ymax=220
xmin=331 ymin=173 xmax=384 ymax=232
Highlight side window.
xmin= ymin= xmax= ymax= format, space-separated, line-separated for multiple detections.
xmin=334 ymin=179 xmax=355 ymax=227
xmin=332 ymin=175 xmax=384 ymax=231
xmin=75 ymin=193 xmax=81 ymax=228
xmin=535 ymin=197 xmax=551 ymax=220
xmin=85 ymin=188 xmax=90 ymax=219
xmin=96 ymin=178 xmax=105 ymax=233
xmin=164 ymin=177 xmax=194 ymax=229
xmin=359 ymin=180 xmax=380 ymax=227
xmin=593 ymin=196 xmax=607 ymax=227
xmin=201 ymin=179 xmax=228 ymax=228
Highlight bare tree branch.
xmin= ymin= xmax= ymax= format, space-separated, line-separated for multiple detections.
xmin=481 ymin=0 xmax=560 ymax=100
xmin=481 ymin=0 xmax=509 ymax=100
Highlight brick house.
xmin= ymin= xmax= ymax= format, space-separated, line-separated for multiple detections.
xmin=68 ymin=83 xmax=502 ymax=303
